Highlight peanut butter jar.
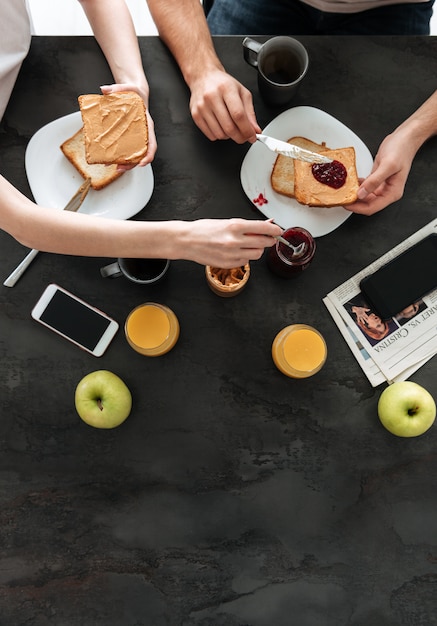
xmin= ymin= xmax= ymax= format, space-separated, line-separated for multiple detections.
xmin=272 ymin=324 xmax=327 ymax=378
xmin=205 ymin=263 xmax=250 ymax=297
xmin=125 ymin=302 xmax=179 ymax=356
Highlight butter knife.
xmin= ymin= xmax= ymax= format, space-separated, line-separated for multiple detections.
xmin=256 ymin=134 xmax=332 ymax=164
xmin=3 ymin=178 xmax=92 ymax=288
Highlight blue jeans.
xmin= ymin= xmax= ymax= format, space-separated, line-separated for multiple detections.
xmin=207 ymin=0 xmax=434 ymax=35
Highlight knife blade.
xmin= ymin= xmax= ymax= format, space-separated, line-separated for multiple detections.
xmin=3 ymin=178 xmax=92 ymax=288
xmin=256 ymin=134 xmax=332 ymax=164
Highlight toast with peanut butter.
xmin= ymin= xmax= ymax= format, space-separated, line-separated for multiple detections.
xmin=60 ymin=128 xmax=124 ymax=191
xmin=78 ymin=91 xmax=148 ymax=166
xmin=293 ymin=146 xmax=359 ymax=207
xmin=271 ymin=136 xmax=328 ymax=199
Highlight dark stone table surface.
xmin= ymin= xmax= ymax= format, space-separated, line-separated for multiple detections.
xmin=0 ymin=35 xmax=436 ymax=625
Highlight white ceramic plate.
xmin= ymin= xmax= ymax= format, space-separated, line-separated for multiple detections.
xmin=241 ymin=106 xmax=373 ymax=237
xmin=25 ymin=111 xmax=154 ymax=219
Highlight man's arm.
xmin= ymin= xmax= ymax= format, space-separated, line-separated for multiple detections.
xmin=78 ymin=0 xmax=157 ymax=165
xmin=146 ymin=0 xmax=260 ymax=143
xmin=349 ymin=90 xmax=437 ymax=215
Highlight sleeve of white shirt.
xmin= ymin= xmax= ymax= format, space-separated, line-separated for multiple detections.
xmin=0 ymin=0 xmax=32 ymax=121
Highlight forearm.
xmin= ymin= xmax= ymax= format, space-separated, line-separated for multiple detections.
xmin=392 ymin=90 xmax=437 ymax=152
xmin=146 ymin=0 xmax=223 ymax=87
xmin=1 ymin=176 xmax=281 ymax=265
xmin=78 ymin=0 xmax=149 ymax=100
xmin=0 ymin=175 xmax=178 ymax=258
xmin=23 ymin=213 xmax=188 ymax=259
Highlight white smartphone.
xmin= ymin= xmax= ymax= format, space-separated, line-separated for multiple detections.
xmin=31 ymin=283 xmax=119 ymax=357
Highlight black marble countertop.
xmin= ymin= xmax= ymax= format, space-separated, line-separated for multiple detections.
xmin=1 ymin=36 xmax=437 ymax=625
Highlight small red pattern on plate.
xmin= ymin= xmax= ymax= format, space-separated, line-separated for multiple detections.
xmin=253 ymin=193 xmax=268 ymax=206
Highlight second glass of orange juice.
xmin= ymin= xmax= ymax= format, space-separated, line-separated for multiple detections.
xmin=272 ymin=324 xmax=327 ymax=378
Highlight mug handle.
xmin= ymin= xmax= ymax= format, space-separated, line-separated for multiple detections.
xmin=242 ymin=37 xmax=262 ymax=68
xmin=100 ymin=261 xmax=122 ymax=279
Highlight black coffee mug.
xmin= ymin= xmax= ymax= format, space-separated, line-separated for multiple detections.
xmin=100 ymin=257 xmax=170 ymax=284
xmin=243 ymin=36 xmax=309 ymax=106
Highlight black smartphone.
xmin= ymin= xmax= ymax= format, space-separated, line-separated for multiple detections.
xmin=359 ymin=233 xmax=437 ymax=320
xmin=31 ymin=284 xmax=119 ymax=356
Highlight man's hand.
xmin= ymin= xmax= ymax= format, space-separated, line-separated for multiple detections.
xmin=347 ymin=118 xmax=428 ymax=215
xmin=189 ymin=69 xmax=260 ymax=144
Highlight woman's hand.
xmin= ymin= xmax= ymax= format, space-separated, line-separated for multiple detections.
xmin=174 ymin=218 xmax=282 ymax=268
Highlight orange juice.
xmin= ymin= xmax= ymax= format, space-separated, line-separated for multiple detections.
xmin=125 ymin=303 xmax=179 ymax=356
xmin=272 ymin=324 xmax=327 ymax=378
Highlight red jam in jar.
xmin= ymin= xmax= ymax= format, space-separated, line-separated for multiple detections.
xmin=267 ymin=226 xmax=316 ymax=278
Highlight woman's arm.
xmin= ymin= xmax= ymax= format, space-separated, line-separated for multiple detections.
xmin=78 ymin=0 xmax=147 ymax=96
xmin=0 ymin=175 xmax=281 ymax=268
xmin=78 ymin=0 xmax=156 ymax=165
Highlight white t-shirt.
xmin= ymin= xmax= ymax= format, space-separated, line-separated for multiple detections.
xmin=0 ymin=0 xmax=32 ymax=120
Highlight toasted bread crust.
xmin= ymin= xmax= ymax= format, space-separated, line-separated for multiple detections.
xmin=60 ymin=128 xmax=124 ymax=190
xmin=270 ymin=136 xmax=359 ymax=207
xmin=294 ymin=146 xmax=359 ymax=207
xmin=78 ymin=92 xmax=148 ymax=166
xmin=270 ymin=137 xmax=327 ymax=199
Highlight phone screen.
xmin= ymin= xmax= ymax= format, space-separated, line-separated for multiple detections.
xmin=39 ymin=289 xmax=111 ymax=350
xmin=360 ymin=233 xmax=437 ymax=319
xmin=32 ymin=285 xmax=118 ymax=355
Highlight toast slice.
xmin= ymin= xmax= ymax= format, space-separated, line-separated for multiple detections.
xmin=60 ymin=128 xmax=124 ymax=191
xmin=78 ymin=91 xmax=148 ymax=166
xmin=271 ymin=136 xmax=328 ymax=199
xmin=294 ymin=146 xmax=359 ymax=207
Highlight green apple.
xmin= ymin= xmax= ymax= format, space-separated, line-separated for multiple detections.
xmin=378 ymin=381 xmax=436 ymax=437
xmin=75 ymin=370 xmax=132 ymax=429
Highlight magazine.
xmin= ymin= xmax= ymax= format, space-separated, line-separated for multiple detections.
xmin=323 ymin=218 xmax=437 ymax=387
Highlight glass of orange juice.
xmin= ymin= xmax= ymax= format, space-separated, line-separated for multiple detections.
xmin=125 ymin=302 xmax=179 ymax=356
xmin=272 ymin=324 xmax=327 ymax=378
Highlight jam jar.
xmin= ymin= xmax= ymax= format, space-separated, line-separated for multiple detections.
xmin=267 ymin=226 xmax=316 ymax=278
